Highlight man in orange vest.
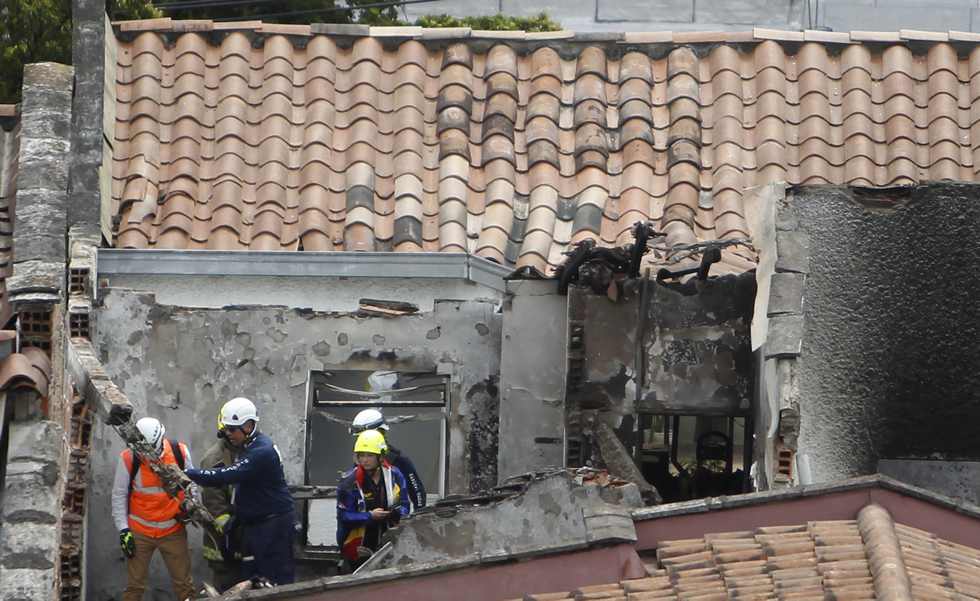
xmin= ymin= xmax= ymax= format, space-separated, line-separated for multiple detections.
xmin=111 ymin=417 xmax=196 ymax=601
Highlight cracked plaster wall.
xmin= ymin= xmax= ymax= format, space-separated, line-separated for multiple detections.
xmin=498 ymin=280 xmax=568 ymax=481
xmin=790 ymin=183 xmax=980 ymax=486
xmin=85 ymin=286 xmax=501 ymax=600
xmin=104 ymin=274 xmax=500 ymax=313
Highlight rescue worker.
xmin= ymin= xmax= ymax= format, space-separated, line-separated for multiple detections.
xmin=184 ymin=397 xmax=296 ymax=586
xmin=198 ymin=411 xmax=242 ymax=591
xmin=111 ymin=417 xmax=196 ymax=601
xmin=350 ymin=408 xmax=427 ymax=511
xmin=336 ymin=429 xmax=410 ymax=570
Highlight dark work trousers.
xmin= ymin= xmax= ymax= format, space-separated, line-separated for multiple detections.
xmin=241 ymin=511 xmax=296 ymax=585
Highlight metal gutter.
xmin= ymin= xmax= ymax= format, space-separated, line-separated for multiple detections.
xmin=468 ymin=255 xmax=512 ymax=289
xmin=97 ymin=249 xmax=513 ymax=292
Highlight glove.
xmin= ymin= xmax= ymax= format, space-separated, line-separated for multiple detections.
xmin=119 ymin=529 xmax=135 ymax=558
xmin=214 ymin=513 xmax=231 ymax=535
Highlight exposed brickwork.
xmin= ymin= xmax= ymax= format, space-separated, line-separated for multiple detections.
xmin=59 ymin=390 xmax=91 ymax=601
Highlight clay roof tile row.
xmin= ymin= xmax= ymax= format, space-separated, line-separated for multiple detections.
xmin=111 ymin=24 xmax=980 ymax=273
xmin=512 ymin=505 xmax=980 ymax=601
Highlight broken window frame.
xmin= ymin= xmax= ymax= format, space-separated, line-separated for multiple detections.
xmin=567 ymin=411 xmax=753 ymax=502
xmin=635 ymin=413 xmax=753 ymax=500
xmin=302 ymin=370 xmax=451 ymax=551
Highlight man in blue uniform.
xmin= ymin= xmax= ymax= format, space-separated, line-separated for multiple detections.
xmin=184 ymin=397 xmax=295 ymax=586
xmin=336 ymin=430 xmax=410 ymax=570
xmin=349 ymin=408 xmax=427 ymax=511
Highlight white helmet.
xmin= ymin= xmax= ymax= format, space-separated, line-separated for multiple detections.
xmin=220 ymin=397 xmax=259 ymax=427
xmin=136 ymin=417 xmax=165 ymax=452
xmin=350 ymin=408 xmax=389 ymax=435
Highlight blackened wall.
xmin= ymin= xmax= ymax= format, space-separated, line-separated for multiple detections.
xmin=791 ymin=183 xmax=980 ymax=482
xmin=569 ymin=274 xmax=756 ymax=418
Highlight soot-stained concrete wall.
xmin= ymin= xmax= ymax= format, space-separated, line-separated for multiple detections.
xmin=497 ymin=280 xmax=568 ymax=481
xmin=568 ymin=275 xmax=755 ymax=419
xmin=85 ymin=287 xmax=500 ymax=601
xmin=790 ymin=183 xmax=980 ymax=483
xmin=879 ymin=459 xmax=980 ymax=505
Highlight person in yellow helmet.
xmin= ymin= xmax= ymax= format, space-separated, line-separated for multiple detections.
xmin=335 ymin=430 xmax=410 ymax=571
xmin=197 ymin=409 xmax=242 ymax=590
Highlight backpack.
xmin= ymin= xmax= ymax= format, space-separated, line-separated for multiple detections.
xmin=128 ymin=438 xmax=185 ymax=495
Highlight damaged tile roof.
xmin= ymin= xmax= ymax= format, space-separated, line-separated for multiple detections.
xmin=516 ymin=504 xmax=980 ymax=601
xmin=110 ymin=23 xmax=980 ymax=273
xmin=0 ymin=105 xmax=17 ymax=322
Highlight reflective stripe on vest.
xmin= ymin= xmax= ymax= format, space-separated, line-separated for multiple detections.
xmin=383 ymin=466 xmax=395 ymax=509
xmin=121 ymin=439 xmax=187 ymax=538
xmin=128 ymin=513 xmax=178 ymax=530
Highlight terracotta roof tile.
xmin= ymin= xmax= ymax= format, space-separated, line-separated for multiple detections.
xmin=0 ymin=347 xmax=51 ymax=398
xmin=522 ymin=505 xmax=980 ymax=601
xmin=110 ymin=26 xmax=980 ymax=273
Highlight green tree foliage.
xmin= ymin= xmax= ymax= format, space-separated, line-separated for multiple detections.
xmin=0 ymin=0 xmax=557 ymax=103
xmin=107 ymin=0 xmax=163 ymax=19
xmin=415 ymin=12 xmax=560 ymax=31
xmin=0 ymin=0 xmax=159 ymax=103
xmin=0 ymin=0 xmax=72 ymax=103
xmin=162 ymin=0 xmax=555 ymax=29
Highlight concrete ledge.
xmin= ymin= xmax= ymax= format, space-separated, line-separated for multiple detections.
xmin=97 ymin=250 xmax=511 ymax=292
xmin=235 ymin=542 xmax=642 ymax=600
xmin=630 ymin=474 xmax=980 ymax=523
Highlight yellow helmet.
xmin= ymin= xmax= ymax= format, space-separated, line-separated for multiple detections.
xmin=354 ymin=429 xmax=387 ymax=455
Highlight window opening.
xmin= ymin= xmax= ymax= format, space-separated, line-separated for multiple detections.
xmin=637 ymin=414 xmax=749 ymax=502
xmin=304 ymin=370 xmax=449 ymax=549
xmin=568 ymin=412 xmax=750 ymax=504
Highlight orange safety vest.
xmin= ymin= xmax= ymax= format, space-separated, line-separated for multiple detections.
xmin=121 ymin=439 xmax=188 ymax=538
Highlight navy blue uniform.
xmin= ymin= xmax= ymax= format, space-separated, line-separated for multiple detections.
xmin=186 ymin=432 xmax=295 ymax=585
xmin=387 ymin=445 xmax=426 ymax=510
xmin=336 ymin=463 xmax=410 ymax=563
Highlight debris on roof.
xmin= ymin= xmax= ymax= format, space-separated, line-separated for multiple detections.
xmin=356 ymin=298 xmax=420 ymax=317
xmin=365 ymin=470 xmax=641 ymax=572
